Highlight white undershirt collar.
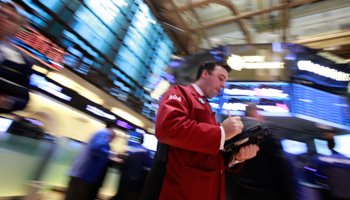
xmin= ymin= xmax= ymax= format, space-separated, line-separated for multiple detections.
xmin=191 ymin=83 xmax=204 ymax=97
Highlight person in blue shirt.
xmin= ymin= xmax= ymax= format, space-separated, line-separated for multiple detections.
xmin=0 ymin=1 xmax=34 ymax=113
xmin=65 ymin=121 xmax=121 ymax=200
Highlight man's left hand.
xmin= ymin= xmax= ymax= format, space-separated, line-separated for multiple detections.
xmin=235 ymin=144 xmax=259 ymax=161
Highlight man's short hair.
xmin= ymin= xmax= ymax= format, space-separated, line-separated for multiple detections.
xmin=106 ymin=120 xmax=117 ymax=129
xmin=195 ymin=61 xmax=231 ymax=81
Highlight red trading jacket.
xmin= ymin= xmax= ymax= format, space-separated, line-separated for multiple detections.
xmin=155 ymin=84 xmax=244 ymax=200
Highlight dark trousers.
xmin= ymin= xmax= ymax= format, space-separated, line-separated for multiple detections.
xmin=110 ymin=178 xmax=145 ymax=200
xmin=65 ymin=177 xmax=100 ymax=200
xmin=226 ymin=183 xmax=288 ymax=200
xmin=110 ymin=190 xmax=141 ymax=200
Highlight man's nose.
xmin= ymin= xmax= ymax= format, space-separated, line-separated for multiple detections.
xmin=221 ymin=82 xmax=226 ymax=88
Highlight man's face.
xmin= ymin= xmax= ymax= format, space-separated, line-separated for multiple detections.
xmin=203 ymin=65 xmax=228 ymax=98
xmin=0 ymin=4 xmax=22 ymax=39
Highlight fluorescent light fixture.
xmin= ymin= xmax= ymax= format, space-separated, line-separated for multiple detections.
xmin=111 ymin=107 xmax=145 ymax=128
xmin=317 ymin=52 xmax=347 ymax=64
xmin=46 ymin=72 xmax=104 ymax=105
xmin=30 ymin=74 xmax=72 ymax=101
xmin=32 ymin=65 xmax=48 ymax=74
xmin=227 ymin=54 xmax=285 ymax=71
xmin=29 ymin=93 xmax=104 ymax=126
xmin=86 ymin=105 xmax=116 ymax=120
xmin=297 ymin=60 xmax=350 ymax=81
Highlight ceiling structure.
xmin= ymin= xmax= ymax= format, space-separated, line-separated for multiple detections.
xmin=145 ymin=0 xmax=350 ymax=61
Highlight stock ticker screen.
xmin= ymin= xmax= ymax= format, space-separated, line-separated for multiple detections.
xmin=214 ymin=82 xmax=292 ymax=117
xmin=292 ymin=84 xmax=350 ymax=130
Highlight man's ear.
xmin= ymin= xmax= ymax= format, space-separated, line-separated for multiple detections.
xmin=202 ymin=70 xmax=208 ymax=79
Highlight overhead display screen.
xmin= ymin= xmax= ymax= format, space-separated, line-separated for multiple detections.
xmin=292 ymin=84 xmax=350 ymax=130
xmin=215 ymin=82 xmax=292 ymax=117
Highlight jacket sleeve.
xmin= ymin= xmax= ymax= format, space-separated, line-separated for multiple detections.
xmin=155 ymin=86 xmax=221 ymax=155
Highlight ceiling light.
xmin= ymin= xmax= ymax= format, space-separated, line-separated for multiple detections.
xmin=111 ymin=107 xmax=145 ymax=128
xmin=46 ymin=72 xmax=104 ymax=105
xmin=32 ymin=65 xmax=48 ymax=74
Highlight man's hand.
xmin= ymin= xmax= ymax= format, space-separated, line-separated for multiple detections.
xmin=235 ymin=144 xmax=259 ymax=161
xmin=109 ymin=151 xmax=124 ymax=164
xmin=222 ymin=110 xmax=243 ymax=141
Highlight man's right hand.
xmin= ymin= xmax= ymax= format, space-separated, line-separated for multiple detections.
xmin=222 ymin=110 xmax=243 ymax=141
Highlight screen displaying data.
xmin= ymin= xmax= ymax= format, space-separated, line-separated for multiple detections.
xmin=217 ymin=82 xmax=292 ymax=117
xmin=292 ymin=84 xmax=350 ymax=130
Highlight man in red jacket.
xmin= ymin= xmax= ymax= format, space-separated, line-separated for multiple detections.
xmin=141 ymin=61 xmax=259 ymax=200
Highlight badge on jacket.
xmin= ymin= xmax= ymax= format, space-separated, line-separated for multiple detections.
xmin=198 ymin=98 xmax=205 ymax=104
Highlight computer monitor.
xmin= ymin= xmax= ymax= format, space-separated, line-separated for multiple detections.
xmin=0 ymin=118 xmax=13 ymax=133
xmin=142 ymin=133 xmax=158 ymax=152
xmin=281 ymin=139 xmax=308 ymax=155
xmin=334 ymin=134 xmax=350 ymax=158
xmin=126 ymin=130 xmax=158 ymax=152
xmin=314 ymin=138 xmax=332 ymax=156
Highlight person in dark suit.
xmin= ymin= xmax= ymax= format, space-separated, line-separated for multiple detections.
xmin=0 ymin=1 xmax=34 ymax=113
xmin=311 ymin=133 xmax=350 ymax=200
xmin=65 ymin=121 xmax=122 ymax=200
xmin=110 ymin=134 xmax=153 ymax=200
xmin=225 ymin=103 xmax=296 ymax=200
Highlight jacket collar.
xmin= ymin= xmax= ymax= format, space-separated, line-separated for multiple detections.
xmin=191 ymin=83 xmax=204 ymax=96
xmin=187 ymin=84 xmax=210 ymax=109
xmin=187 ymin=84 xmax=202 ymax=98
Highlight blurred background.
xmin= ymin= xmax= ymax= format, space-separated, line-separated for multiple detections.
xmin=0 ymin=0 xmax=349 ymax=199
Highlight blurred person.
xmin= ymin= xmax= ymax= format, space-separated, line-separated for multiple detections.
xmin=140 ymin=61 xmax=259 ymax=200
xmin=110 ymin=134 xmax=153 ymax=200
xmin=309 ymin=133 xmax=350 ymax=200
xmin=65 ymin=121 xmax=123 ymax=200
xmin=225 ymin=103 xmax=296 ymax=200
xmin=0 ymin=1 xmax=34 ymax=113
